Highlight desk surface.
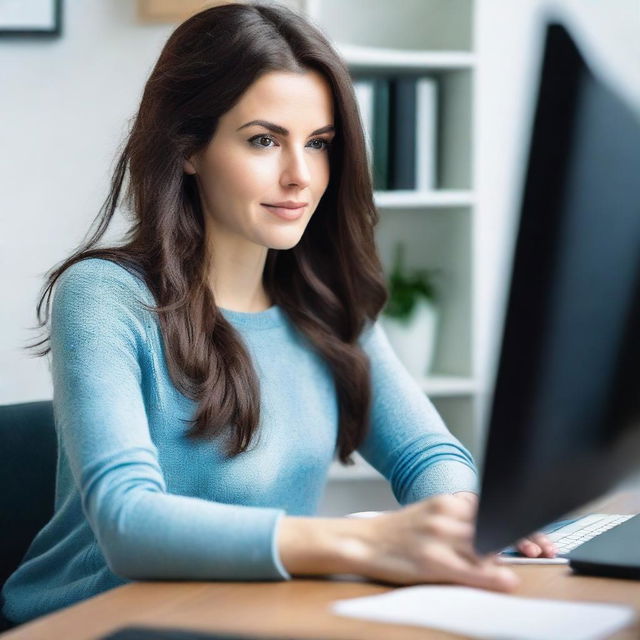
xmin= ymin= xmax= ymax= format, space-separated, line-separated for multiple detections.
xmin=3 ymin=491 xmax=640 ymax=640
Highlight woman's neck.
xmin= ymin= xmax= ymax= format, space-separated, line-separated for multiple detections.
xmin=205 ymin=228 xmax=271 ymax=313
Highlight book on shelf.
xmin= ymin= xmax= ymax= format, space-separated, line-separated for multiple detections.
xmin=415 ymin=76 xmax=438 ymax=191
xmin=353 ymin=79 xmax=375 ymax=180
xmin=373 ymin=76 xmax=390 ymax=191
xmin=353 ymin=74 xmax=438 ymax=192
xmin=390 ymin=76 xmax=416 ymax=189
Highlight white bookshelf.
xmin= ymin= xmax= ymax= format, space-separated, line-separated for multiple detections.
xmin=306 ymin=1 xmax=479 ymax=507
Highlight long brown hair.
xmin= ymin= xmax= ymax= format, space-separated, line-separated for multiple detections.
xmin=31 ymin=2 xmax=387 ymax=464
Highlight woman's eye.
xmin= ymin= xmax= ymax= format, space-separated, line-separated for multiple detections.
xmin=248 ymin=135 xmax=332 ymax=151
xmin=250 ymin=135 xmax=276 ymax=148
xmin=309 ymin=138 xmax=332 ymax=151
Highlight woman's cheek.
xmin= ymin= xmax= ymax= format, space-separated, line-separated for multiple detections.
xmin=245 ymin=158 xmax=279 ymax=190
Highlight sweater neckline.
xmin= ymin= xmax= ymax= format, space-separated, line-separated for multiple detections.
xmin=219 ymin=305 xmax=285 ymax=330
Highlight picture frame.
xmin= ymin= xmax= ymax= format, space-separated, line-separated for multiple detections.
xmin=0 ymin=0 xmax=62 ymax=38
xmin=137 ymin=0 xmax=308 ymax=23
xmin=137 ymin=0 xmax=242 ymax=23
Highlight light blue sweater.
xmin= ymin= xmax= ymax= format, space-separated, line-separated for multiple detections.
xmin=2 ymin=258 xmax=477 ymax=623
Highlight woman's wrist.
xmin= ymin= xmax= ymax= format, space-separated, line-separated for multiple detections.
xmin=277 ymin=516 xmax=374 ymax=577
xmin=453 ymin=491 xmax=479 ymax=504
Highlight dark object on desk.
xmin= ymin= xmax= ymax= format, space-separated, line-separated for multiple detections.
xmin=0 ymin=401 xmax=57 ymax=631
xmin=569 ymin=514 xmax=640 ymax=579
xmin=474 ymin=16 xmax=640 ymax=578
xmin=101 ymin=626 xmax=315 ymax=640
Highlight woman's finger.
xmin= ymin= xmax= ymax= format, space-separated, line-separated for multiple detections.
xmin=516 ymin=533 xmax=557 ymax=557
xmin=435 ymin=546 xmax=520 ymax=592
xmin=516 ymin=538 xmax=542 ymax=557
xmin=528 ymin=532 xmax=557 ymax=557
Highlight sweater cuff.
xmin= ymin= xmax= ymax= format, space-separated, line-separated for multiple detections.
xmin=402 ymin=461 xmax=479 ymax=504
xmin=271 ymin=511 xmax=292 ymax=580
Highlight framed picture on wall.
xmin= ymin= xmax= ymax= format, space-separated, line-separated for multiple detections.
xmin=137 ymin=0 xmax=308 ymax=23
xmin=0 ymin=0 xmax=62 ymax=38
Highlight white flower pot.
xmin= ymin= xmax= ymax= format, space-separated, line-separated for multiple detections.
xmin=381 ymin=298 xmax=439 ymax=378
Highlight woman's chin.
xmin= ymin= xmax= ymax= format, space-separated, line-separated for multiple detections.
xmin=261 ymin=232 xmax=305 ymax=251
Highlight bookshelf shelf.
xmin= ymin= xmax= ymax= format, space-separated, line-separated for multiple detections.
xmin=337 ymin=44 xmax=476 ymax=71
xmin=420 ymin=375 xmax=477 ymax=397
xmin=374 ymin=190 xmax=475 ymax=209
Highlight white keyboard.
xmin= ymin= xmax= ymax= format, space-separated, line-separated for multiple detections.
xmin=500 ymin=513 xmax=635 ymax=563
xmin=546 ymin=513 xmax=634 ymax=555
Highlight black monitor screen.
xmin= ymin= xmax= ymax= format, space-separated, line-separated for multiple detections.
xmin=475 ymin=21 xmax=640 ymax=554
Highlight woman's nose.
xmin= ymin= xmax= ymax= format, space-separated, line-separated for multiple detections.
xmin=280 ymin=149 xmax=311 ymax=189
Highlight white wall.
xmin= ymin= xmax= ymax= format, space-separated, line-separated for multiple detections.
xmin=0 ymin=2 xmax=173 ymax=403
xmin=473 ymin=0 xmax=640 ymax=440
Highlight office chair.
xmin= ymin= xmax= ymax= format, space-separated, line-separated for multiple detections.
xmin=0 ymin=400 xmax=57 ymax=631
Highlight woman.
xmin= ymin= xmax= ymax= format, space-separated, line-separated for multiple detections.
xmin=2 ymin=2 xmax=553 ymax=625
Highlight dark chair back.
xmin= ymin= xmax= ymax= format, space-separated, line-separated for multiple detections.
xmin=0 ymin=400 xmax=56 ymax=629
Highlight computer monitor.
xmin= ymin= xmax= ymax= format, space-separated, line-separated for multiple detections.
xmin=475 ymin=19 xmax=640 ymax=555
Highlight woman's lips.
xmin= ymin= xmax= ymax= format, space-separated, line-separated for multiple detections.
xmin=262 ymin=204 xmax=306 ymax=221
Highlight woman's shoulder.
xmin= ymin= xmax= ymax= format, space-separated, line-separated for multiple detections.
xmin=357 ymin=316 xmax=384 ymax=347
xmin=58 ymin=257 xmax=148 ymax=296
xmin=54 ymin=257 xmax=154 ymax=320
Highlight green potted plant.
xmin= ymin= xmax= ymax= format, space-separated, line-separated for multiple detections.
xmin=381 ymin=242 xmax=440 ymax=378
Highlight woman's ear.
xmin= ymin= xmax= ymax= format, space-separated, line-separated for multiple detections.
xmin=183 ymin=157 xmax=197 ymax=175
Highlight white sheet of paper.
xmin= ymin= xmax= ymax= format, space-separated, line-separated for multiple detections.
xmin=331 ymin=586 xmax=635 ymax=640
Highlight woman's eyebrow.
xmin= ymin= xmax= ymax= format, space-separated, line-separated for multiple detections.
xmin=236 ymin=120 xmax=335 ymax=136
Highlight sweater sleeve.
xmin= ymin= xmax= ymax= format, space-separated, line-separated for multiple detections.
xmin=356 ymin=319 xmax=478 ymax=504
xmin=50 ymin=259 xmax=290 ymax=581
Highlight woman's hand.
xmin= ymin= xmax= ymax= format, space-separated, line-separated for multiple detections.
xmin=279 ymin=495 xmax=519 ymax=589
xmin=342 ymin=494 xmax=520 ymax=591
xmin=452 ymin=491 xmax=557 ymax=558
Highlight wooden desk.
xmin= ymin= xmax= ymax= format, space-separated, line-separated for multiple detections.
xmin=3 ymin=491 xmax=640 ymax=640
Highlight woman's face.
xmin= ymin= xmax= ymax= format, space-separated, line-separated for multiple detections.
xmin=185 ymin=70 xmax=335 ymax=252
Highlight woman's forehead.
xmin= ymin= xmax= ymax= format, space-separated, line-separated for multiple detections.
xmin=227 ymin=70 xmax=334 ymax=126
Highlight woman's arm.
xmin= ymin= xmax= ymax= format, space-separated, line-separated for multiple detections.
xmin=51 ymin=259 xmax=288 ymax=581
xmin=355 ymin=320 xmax=478 ymax=502
xmin=351 ymin=322 xmax=555 ymax=560
xmin=275 ymin=318 xmax=549 ymax=577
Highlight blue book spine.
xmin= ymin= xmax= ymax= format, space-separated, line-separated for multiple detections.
xmin=390 ymin=75 xmax=417 ymax=190
xmin=373 ymin=77 xmax=390 ymax=191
